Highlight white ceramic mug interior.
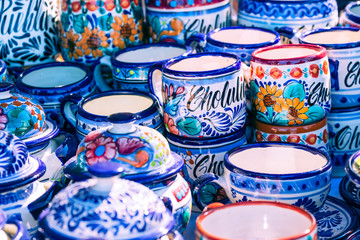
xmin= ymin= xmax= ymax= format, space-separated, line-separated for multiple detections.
xmin=229 ymin=146 xmax=327 ymax=174
xmin=199 ymin=203 xmax=314 ymax=239
xmin=350 ymin=4 xmax=360 ymax=17
xmin=83 ymin=95 xmax=153 ymax=116
xmin=115 ymin=46 xmax=187 ymax=63
xmin=22 ymin=66 xmax=87 ymax=88
xmin=210 ymin=28 xmax=277 ymax=45
xmin=302 ymin=29 xmax=360 ymax=44
xmin=254 ymin=46 xmax=319 ymax=60
xmin=169 ymin=55 xmax=237 ymax=72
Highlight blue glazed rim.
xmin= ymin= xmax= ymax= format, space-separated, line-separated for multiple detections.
xmin=206 ymin=26 xmax=280 ymax=49
xmin=339 ymin=176 xmax=360 ymax=209
xmin=330 ymin=106 xmax=360 ymax=113
xmin=346 ymin=1 xmax=360 ymax=25
xmin=163 ymin=52 xmax=241 ymax=78
xmin=111 ymin=42 xmax=192 ymax=69
xmin=22 ymin=120 xmax=60 ymax=149
xmin=78 ymin=90 xmax=160 ymax=122
xmin=345 ymin=150 xmax=360 ymax=186
xmin=0 ymin=82 xmax=14 ymax=92
xmin=16 ymin=62 xmax=93 ymax=96
xmin=347 ymin=230 xmax=360 ymax=240
xmin=224 ymin=142 xmax=332 ymax=180
xmin=300 ymin=27 xmax=360 ymax=49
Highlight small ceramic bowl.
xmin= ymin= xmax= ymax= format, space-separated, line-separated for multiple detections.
xmin=340 ymin=2 xmax=360 ymax=28
xmin=345 ymin=150 xmax=360 ymax=186
xmin=196 ymin=201 xmax=317 ymax=240
xmin=192 ymin=142 xmax=332 ymax=213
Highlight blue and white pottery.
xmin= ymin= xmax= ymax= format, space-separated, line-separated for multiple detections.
xmin=340 ymin=2 xmax=360 ymax=28
xmin=0 ymin=60 xmax=8 ymax=83
xmin=39 ymin=161 xmax=182 ymax=240
xmin=63 ymin=113 xmax=192 ymax=232
xmin=15 ymin=62 xmax=97 ymax=128
xmin=149 ymin=52 xmax=246 ymax=138
xmin=146 ymin=0 xmax=230 ymax=44
xmin=0 ymin=208 xmax=30 ymax=240
xmin=327 ymin=107 xmax=360 ymax=177
xmin=0 ymin=131 xmax=47 ymax=236
xmin=61 ymin=90 xmax=164 ymax=141
xmin=185 ymin=26 xmax=280 ymax=65
xmin=347 ymin=231 xmax=360 ymax=240
xmin=237 ymin=0 xmax=338 ymax=44
xmin=339 ymin=176 xmax=360 ymax=209
xmin=0 ymin=0 xmax=59 ymax=67
xmin=192 ymin=142 xmax=332 ymax=213
xmin=94 ymin=43 xmax=192 ymax=92
xmin=300 ymin=27 xmax=360 ymax=108
xmin=345 ymin=149 xmax=360 ymax=187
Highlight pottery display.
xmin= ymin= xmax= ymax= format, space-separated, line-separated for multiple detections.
xmin=59 ymin=0 xmax=144 ymax=65
xmin=345 ymin=149 xmax=360 ymax=187
xmin=196 ymin=201 xmax=317 ymax=240
xmin=340 ymin=2 xmax=360 ymax=28
xmin=186 ymin=26 xmax=280 ymax=65
xmin=193 ymin=142 xmax=332 ymax=213
xmin=61 ymin=90 xmax=164 ymax=140
xmin=300 ymin=27 xmax=360 ymax=108
xmin=146 ymin=0 xmax=230 ymax=44
xmin=238 ymin=0 xmax=338 ymax=43
xmin=149 ymin=52 xmax=246 ymax=138
xmin=15 ymin=62 xmax=97 ymax=127
xmin=250 ymin=44 xmax=331 ymax=126
xmin=252 ymin=117 xmax=328 ymax=153
xmin=0 ymin=208 xmax=30 ymax=240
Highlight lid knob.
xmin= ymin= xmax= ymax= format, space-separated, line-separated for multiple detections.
xmin=107 ymin=113 xmax=138 ymax=134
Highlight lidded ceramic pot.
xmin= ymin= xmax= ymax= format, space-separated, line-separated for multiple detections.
xmin=0 ymin=208 xmax=30 ymax=240
xmin=39 ymin=162 xmax=182 ymax=240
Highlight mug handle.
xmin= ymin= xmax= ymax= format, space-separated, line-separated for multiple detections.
xmin=148 ymin=63 xmax=164 ymax=108
xmin=4 ymin=217 xmax=31 ymax=240
xmin=192 ymin=173 xmax=229 ymax=211
xmin=277 ymin=27 xmax=300 ymax=44
xmin=55 ymin=131 xmax=78 ymax=164
xmin=185 ymin=33 xmax=206 ymax=53
xmin=60 ymin=93 xmax=83 ymax=129
xmin=93 ymin=56 xmax=113 ymax=91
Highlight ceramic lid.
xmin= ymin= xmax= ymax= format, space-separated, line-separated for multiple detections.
xmin=0 ymin=82 xmax=46 ymax=139
xmin=39 ymin=162 xmax=175 ymax=240
xmin=0 ymin=131 xmax=45 ymax=192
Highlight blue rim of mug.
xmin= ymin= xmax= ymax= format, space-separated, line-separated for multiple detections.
xmin=206 ymin=26 xmax=281 ymax=49
xmin=77 ymin=90 xmax=160 ymax=122
xmin=346 ymin=1 xmax=360 ymax=25
xmin=111 ymin=42 xmax=192 ymax=69
xmin=16 ymin=62 xmax=92 ymax=96
xmin=224 ymin=142 xmax=331 ymax=180
xmin=0 ymin=82 xmax=14 ymax=92
xmin=163 ymin=52 xmax=241 ymax=77
xmin=345 ymin=150 xmax=360 ymax=186
xmin=299 ymin=27 xmax=360 ymax=49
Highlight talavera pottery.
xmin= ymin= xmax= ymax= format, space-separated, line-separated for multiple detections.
xmin=146 ymin=0 xmax=230 ymax=44
xmin=196 ymin=201 xmax=318 ymax=240
xmin=250 ymin=44 xmax=331 ymax=126
xmin=39 ymin=162 xmax=183 ymax=240
xmin=327 ymin=107 xmax=360 ymax=177
xmin=63 ymin=113 xmax=192 ymax=232
xmin=0 ymin=208 xmax=30 ymax=240
xmin=185 ymin=26 xmax=280 ymax=65
xmin=61 ymin=90 xmax=164 ymax=140
xmin=192 ymin=142 xmax=332 ymax=213
xmin=0 ymin=0 xmax=59 ymax=67
xmin=347 ymin=231 xmax=360 ymax=240
xmin=0 ymin=60 xmax=8 ymax=83
xmin=149 ymin=52 xmax=246 ymax=138
xmin=15 ymin=62 xmax=97 ymax=128
xmin=345 ymin=149 xmax=360 ymax=187
xmin=0 ymin=131 xmax=46 ymax=236
xmin=253 ymin=117 xmax=328 ymax=153
xmin=237 ymin=0 xmax=338 ymax=44
xmin=60 ymin=0 xmax=144 ymax=65
xmin=300 ymin=27 xmax=360 ymax=108
xmin=340 ymin=2 xmax=360 ymax=28
xmin=340 ymin=176 xmax=360 ymax=209
xmin=94 ymin=43 xmax=192 ymax=92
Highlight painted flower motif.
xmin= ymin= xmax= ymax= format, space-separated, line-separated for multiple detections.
xmin=323 ymin=129 xmax=328 ymax=143
xmin=287 ymin=135 xmax=301 ymax=143
xmin=255 ymin=66 xmax=265 ymax=79
xmin=309 ymin=64 xmax=320 ymax=78
xmin=255 ymin=85 xmax=284 ymax=113
xmin=306 ymin=134 xmax=317 ymax=145
xmin=267 ymin=134 xmax=281 ymax=142
xmin=283 ymin=98 xmax=309 ymax=125
xmin=85 ymin=136 xmax=117 ymax=165
xmin=290 ymin=67 xmax=303 ymax=79
xmin=255 ymin=131 xmax=263 ymax=142
xmin=71 ymin=1 xmax=82 ymax=12
xmin=269 ymin=67 xmax=282 ymax=79
xmin=0 ymin=108 xmax=7 ymax=130
xmin=61 ymin=29 xmax=83 ymax=60
xmin=164 ymin=112 xmax=179 ymax=135
xmin=111 ymin=14 xmax=143 ymax=49
xmin=322 ymin=60 xmax=329 ymax=75
xmin=77 ymin=27 xmax=109 ymax=58
xmin=86 ymin=1 xmax=99 ymax=11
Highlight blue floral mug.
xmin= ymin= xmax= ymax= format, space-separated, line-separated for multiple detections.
xmin=149 ymin=52 xmax=246 ymax=138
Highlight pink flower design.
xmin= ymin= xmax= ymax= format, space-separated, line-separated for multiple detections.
xmin=85 ymin=136 xmax=116 ymax=165
xmin=164 ymin=112 xmax=179 ymax=135
xmin=0 ymin=108 xmax=7 ymax=130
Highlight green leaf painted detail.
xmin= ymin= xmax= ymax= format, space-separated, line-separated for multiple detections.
xmin=177 ymin=117 xmax=201 ymax=136
xmin=283 ymin=82 xmax=306 ymax=102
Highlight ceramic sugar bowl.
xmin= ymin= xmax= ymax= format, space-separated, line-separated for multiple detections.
xmin=63 ymin=113 xmax=192 ymax=232
xmin=39 ymin=162 xmax=183 ymax=240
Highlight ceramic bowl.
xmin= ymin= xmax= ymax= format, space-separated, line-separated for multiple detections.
xmin=340 ymin=2 xmax=360 ymax=28
xmin=196 ymin=201 xmax=317 ymax=240
xmin=192 ymin=142 xmax=332 ymax=213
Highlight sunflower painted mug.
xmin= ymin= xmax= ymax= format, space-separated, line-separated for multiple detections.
xmin=250 ymin=44 xmax=331 ymax=126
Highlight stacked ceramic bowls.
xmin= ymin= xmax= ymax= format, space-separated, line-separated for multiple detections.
xmin=250 ymin=44 xmax=330 ymax=154
xmin=300 ymin=27 xmax=360 ymax=177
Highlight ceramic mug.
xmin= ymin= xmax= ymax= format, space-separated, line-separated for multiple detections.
xmin=300 ymin=27 xmax=360 ymax=108
xmin=15 ymin=62 xmax=97 ymax=128
xmin=146 ymin=0 xmax=230 ymax=44
xmin=253 ymin=117 xmax=328 ymax=153
xmin=61 ymin=90 xmax=164 ymax=140
xmin=237 ymin=0 xmax=338 ymax=44
xmin=60 ymin=0 xmax=144 ymax=65
xmin=185 ymin=26 xmax=280 ymax=65
xmin=94 ymin=43 xmax=192 ymax=92
xmin=149 ymin=52 xmax=246 ymax=138
xmin=340 ymin=2 xmax=360 ymax=28
xmin=192 ymin=142 xmax=332 ymax=212
xmin=250 ymin=44 xmax=331 ymax=126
